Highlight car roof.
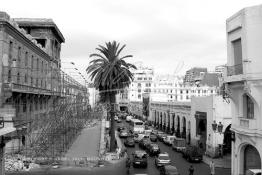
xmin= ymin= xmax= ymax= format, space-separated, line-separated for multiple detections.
xmin=248 ymin=169 xmax=262 ymax=173
xmin=135 ymin=150 xmax=147 ymax=154
xmin=159 ymin=152 xmax=169 ymax=156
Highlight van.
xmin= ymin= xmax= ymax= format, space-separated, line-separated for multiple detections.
xmin=172 ymin=138 xmax=186 ymax=152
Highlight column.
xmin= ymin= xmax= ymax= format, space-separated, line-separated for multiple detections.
xmin=0 ymin=137 xmax=5 ymax=175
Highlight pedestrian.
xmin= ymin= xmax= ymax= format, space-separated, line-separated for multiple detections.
xmin=189 ymin=165 xmax=194 ymax=175
xmin=210 ymin=160 xmax=215 ymax=175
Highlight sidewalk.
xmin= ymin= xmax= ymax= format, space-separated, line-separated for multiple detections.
xmin=202 ymin=154 xmax=231 ymax=169
xmin=62 ymin=120 xmax=101 ymax=167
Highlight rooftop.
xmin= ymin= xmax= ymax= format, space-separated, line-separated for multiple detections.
xmin=14 ymin=18 xmax=65 ymax=43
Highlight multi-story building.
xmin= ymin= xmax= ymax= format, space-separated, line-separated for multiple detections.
xmin=148 ymin=95 xmax=232 ymax=158
xmin=151 ymin=74 xmax=218 ymax=102
xmin=184 ymin=67 xmax=207 ymax=84
xmin=129 ymin=63 xmax=154 ymax=102
xmin=0 ymin=12 xmax=89 ymax=174
xmin=223 ymin=4 xmax=262 ymax=175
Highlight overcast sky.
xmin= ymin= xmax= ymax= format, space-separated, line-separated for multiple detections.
xmin=2 ymin=0 xmax=262 ymax=80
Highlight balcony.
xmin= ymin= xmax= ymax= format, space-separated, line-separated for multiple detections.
xmin=223 ymin=64 xmax=245 ymax=83
xmin=234 ymin=117 xmax=261 ymax=134
xmin=227 ymin=64 xmax=243 ymax=76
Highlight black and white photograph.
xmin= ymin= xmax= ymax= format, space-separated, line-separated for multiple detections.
xmin=0 ymin=0 xmax=262 ymax=175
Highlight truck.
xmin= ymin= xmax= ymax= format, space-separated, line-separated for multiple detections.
xmin=172 ymin=137 xmax=186 ymax=152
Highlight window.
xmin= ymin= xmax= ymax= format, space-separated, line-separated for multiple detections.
xmin=9 ymin=41 xmax=13 ymax=62
xmin=138 ymin=83 xmax=141 ymax=87
xmin=180 ymin=90 xmax=183 ymax=94
xmin=25 ymin=52 xmax=28 ymax=67
xmin=7 ymin=70 xmax=12 ymax=82
xmin=24 ymin=74 xmax=28 ymax=83
xmin=137 ymin=77 xmax=142 ymax=80
xmin=186 ymin=90 xmax=189 ymax=94
xmin=210 ymin=90 xmax=213 ymax=93
xmin=31 ymin=56 xmax=34 ymax=69
xmin=17 ymin=73 xmax=20 ymax=84
xmin=17 ymin=46 xmax=21 ymax=66
xmin=232 ymin=39 xmax=243 ymax=75
xmin=138 ymin=89 xmax=141 ymax=93
xmin=243 ymin=94 xmax=254 ymax=119
xmin=138 ymin=94 xmax=141 ymax=99
xmin=144 ymin=77 xmax=147 ymax=80
xmin=198 ymin=90 xmax=201 ymax=94
xmin=35 ymin=39 xmax=46 ymax=48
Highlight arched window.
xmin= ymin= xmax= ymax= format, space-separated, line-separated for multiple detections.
xmin=243 ymin=94 xmax=254 ymax=119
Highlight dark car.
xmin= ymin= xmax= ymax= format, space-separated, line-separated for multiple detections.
xmin=159 ymin=134 xmax=168 ymax=142
xmin=117 ymin=118 xmax=122 ymax=123
xmin=139 ymin=139 xmax=151 ymax=149
xmin=156 ymin=131 xmax=165 ymax=139
xmin=132 ymin=150 xmax=148 ymax=168
xmin=160 ymin=165 xmax=180 ymax=175
xmin=150 ymin=134 xmax=157 ymax=142
xmin=181 ymin=145 xmax=203 ymax=162
xmin=124 ymin=137 xmax=135 ymax=147
xmin=148 ymin=143 xmax=160 ymax=156
xmin=117 ymin=126 xmax=125 ymax=132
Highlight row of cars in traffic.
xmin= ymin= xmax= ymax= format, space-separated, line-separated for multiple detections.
xmin=117 ymin=126 xmax=180 ymax=175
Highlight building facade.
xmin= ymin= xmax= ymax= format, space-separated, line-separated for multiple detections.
xmin=0 ymin=12 xmax=89 ymax=174
xmin=223 ymin=4 xmax=262 ymax=175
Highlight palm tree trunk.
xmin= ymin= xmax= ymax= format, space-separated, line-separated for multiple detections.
xmin=109 ymin=92 xmax=116 ymax=152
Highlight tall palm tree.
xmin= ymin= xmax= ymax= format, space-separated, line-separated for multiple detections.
xmin=86 ymin=41 xmax=136 ymax=151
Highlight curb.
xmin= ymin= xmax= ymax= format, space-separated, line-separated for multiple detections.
xmin=202 ymin=156 xmax=231 ymax=169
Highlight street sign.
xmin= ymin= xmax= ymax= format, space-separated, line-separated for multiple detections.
xmin=0 ymin=117 xmax=4 ymax=128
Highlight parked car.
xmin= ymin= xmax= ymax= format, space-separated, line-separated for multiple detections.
xmin=124 ymin=137 xmax=135 ymax=147
xmin=148 ymin=143 xmax=160 ymax=156
xmin=155 ymin=152 xmax=171 ymax=168
xmin=117 ymin=118 xmax=122 ymax=123
xmin=156 ymin=131 xmax=165 ymax=139
xmin=172 ymin=138 xmax=186 ymax=152
xmin=159 ymin=134 xmax=168 ymax=142
xmin=163 ymin=136 xmax=176 ymax=146
xmin=139 ymin=138 xmax=151 ymax=149
xmin=246 ymin=169 xmax=262 ymax=175
xmin=132 ymin=150 xmax=148 ymax=168
xmin=160 ymin=165 xmax=180 ymax=175
xmin=119 ymin=130 xmax=128 ymax=138
xmin=117 ymin=126 xmax=125 ymax=132
xmin=150 ymin=134 xmax=158 ymax=142
xmin=181 ymin=145 xmax=203 ymax=162
xmin=135 ymin=134 xmax=149 ymax=143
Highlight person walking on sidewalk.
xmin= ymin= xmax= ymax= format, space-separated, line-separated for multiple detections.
xmin=189 ymin=165 xmax=194 ymax=175
xmin=210 ymin=160 xmax=215 ymax=175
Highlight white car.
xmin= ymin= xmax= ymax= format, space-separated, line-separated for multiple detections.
xmin=246 ymin=169 xmax=262 ymax=175
xmin=114 ymin=116 xmax=118 ymax=121
xmin=155 ymin=152 xmax=171 ymax=168
xmin=163 ymin=136 xmax=176 ymax=145
xmin=126 ymin=115 xmax=133 ymax=122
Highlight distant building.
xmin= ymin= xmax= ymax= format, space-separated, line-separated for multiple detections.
xmin=184 ymin=67 xmax=207 ymax=84
xmin=224 ymin=4 xmax=262 ymax=175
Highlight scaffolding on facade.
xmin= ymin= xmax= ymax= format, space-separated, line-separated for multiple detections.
xmin=2 ymin=65 xmax=92 ymax=164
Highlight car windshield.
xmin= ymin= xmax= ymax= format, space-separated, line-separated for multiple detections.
xmin=159 ymin=155 xmax=169 ymax=160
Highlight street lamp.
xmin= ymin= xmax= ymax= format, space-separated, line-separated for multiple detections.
xmin=212 ymin=120 xmax=223 ymax=134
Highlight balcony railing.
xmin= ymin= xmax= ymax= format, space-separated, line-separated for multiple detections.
xmin=227 ymin=64 xmax=243 ymax=76
xmin=238 ymin=117 xmax=258 ymax=130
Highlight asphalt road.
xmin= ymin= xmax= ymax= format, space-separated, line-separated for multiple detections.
xmin=116 ymin=120 xmax=231 ymax=175
xmin=7 ymin=120 xmax=231 ymax=175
